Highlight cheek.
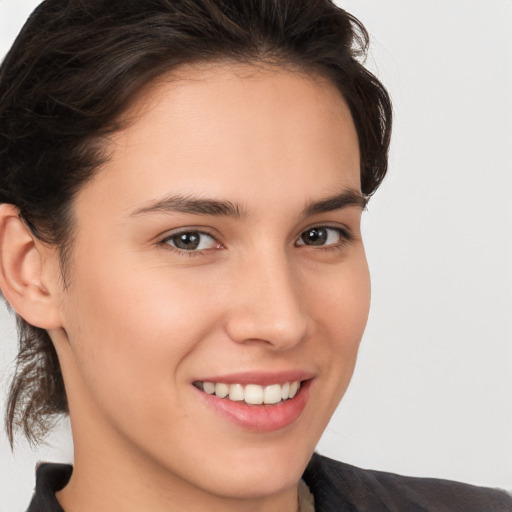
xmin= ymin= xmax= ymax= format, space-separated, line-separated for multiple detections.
xmin=307 ymin=251 xmax=370 ymax=390
xmin=310 ymin=250 xmax=370 ymax=342
xmin=60 ymin=257 xmax=219 ymax=412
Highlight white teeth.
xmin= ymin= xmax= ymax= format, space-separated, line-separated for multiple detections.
xmin=280 ymin=382 xmax=290 ymax=400
xmin=203 ymin=382 xmax=216 ymax=394
xmin=289 ymin=381 xmax=299 ymax=398
xmin=245 ymin=384 xmax=263 ymax=405
xmin=215 ymin=382 xmax=229 ymax=398
xmin=263 ymin=384 xmax=282 ymax=404
xmin=229 ymin=383 xmax=244 ymax=401
xmin=199 ymin=380 xmax=302 ymax=405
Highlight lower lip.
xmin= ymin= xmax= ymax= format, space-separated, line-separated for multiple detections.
xmin=196 ymin=380 xmax=311 ymax=432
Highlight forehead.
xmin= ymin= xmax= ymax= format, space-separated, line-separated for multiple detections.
xmin=77 ymin=63 xmax=361 ymax=218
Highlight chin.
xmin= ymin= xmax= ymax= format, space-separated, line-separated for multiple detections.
xmin=147 ymin=429 xmax=317 ymax=501
xmin=206 ymin=452 xmax=309 ymax=500
xmin=208 ymin=437 xmax=316 ymax=499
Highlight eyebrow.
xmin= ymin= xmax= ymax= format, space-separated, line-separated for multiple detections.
xmin=131 ymin=195 xmax=247 ymax=218
xmin=302 ymin=189 xmax=368 ymax=216
xmin=130 ymin=189 xmax=367 ymax=219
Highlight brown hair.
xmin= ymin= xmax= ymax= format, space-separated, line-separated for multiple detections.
xmin=0 ymin=0 xmax=392 ymax=445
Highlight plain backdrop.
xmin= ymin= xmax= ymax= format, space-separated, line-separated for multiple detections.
xmin=1 ymin=1 xmax=511 ymax=510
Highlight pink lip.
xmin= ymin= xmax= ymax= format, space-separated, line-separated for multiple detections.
xmin=193 ymin=374 xmax=313 ymax=432
xmin=194 ymin=370 xmax=314 ymax=386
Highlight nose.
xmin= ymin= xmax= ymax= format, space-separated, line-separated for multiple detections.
xmin=224 ymin=250 xmax=308 ymax=350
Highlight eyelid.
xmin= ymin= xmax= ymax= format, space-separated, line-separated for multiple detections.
xmin=157 ymin=225 xmax=221 ymax=241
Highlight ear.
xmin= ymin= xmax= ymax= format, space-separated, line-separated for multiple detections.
xmin=0 ymin=204 xmax=62 ymax=329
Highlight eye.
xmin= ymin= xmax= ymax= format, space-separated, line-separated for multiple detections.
xmin=162 ymin=231 xmax=220 ymax=252
xmin=296 ymin=226 xmax=349 ymax=247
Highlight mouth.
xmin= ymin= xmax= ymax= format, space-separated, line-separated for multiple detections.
xmin=192 ymin=375 xmax=312 ymax=431
xmin=193 ymin=380 xmax=301 ymax=405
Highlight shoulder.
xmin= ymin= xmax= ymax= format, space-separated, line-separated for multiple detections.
xmin=303 ymin=453 xmax=512 ymax=512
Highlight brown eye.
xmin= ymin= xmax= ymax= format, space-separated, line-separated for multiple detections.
xmin=301 ymin=228 xmax=327 ymax=245
xmin=164 ymin=231 xmax=218 ymax=251
xmin=296 ymin=227 xmax=345 ymax=247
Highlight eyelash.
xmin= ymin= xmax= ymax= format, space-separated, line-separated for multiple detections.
xmin=158 ymin=225 xmax=353 ymax=257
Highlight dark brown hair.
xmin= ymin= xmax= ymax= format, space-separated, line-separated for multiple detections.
xmin=0 ymin=0 xmax=392 ymax=445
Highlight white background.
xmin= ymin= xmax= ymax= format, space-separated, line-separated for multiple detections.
xmin=1 ymin=1 xmax=511 ymax=510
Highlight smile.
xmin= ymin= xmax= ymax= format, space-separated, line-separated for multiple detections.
xmin=194 ymin=381 xmax=301 ymax=405
xmin=193 ymin=373 xmax=313 ymax=431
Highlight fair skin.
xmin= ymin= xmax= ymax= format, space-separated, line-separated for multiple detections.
xmin=0 ymin=63 xmax=369 ymax=512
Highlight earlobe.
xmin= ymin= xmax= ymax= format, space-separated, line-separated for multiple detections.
xmin=0 ymin=204 xmax=62 ymax=329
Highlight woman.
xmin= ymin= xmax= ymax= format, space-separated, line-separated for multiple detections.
xmin=0 ymin=1 xmax=510 ymax=511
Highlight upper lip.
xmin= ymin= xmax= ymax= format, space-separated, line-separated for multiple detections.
xmin=192 ymin=370 xmax=315 ymax=386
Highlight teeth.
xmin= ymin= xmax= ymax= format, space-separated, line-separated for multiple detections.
xmin=280 ymin=382 xmax=290 ymax=400
xmin=203 ymin=382 xmax=216 ymax=394
xmin=264 ymin=384 xmax=282 ymax=404
xmin=245 ymin=384 xmax=263 ymax=405
xmin=229 ymin=383 xmax=244 ymax=401
xmin=199 ymin=380 xmax=302 ymax=405
xmin=215 ymin=382 xmax=229 ymax=398
xmin=289 ymin=381 xmax=299 ymax=398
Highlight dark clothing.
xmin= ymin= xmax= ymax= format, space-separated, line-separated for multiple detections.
xmin=27 ymin=463 xmax=69 ymax=512
xmin=27 ymin=453 xmax=512 ymax=511
xmin=303 ymin=453 xmax=512 ymax=511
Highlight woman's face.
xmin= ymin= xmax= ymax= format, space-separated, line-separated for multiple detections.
xmin=51 ymin=63 xmax=370 ymax=505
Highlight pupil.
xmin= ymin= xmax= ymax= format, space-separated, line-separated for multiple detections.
xmin=304 ymin=228 xmax=327 ymax=245
xmin=175 ymin=232 xmax=200 ymax=250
